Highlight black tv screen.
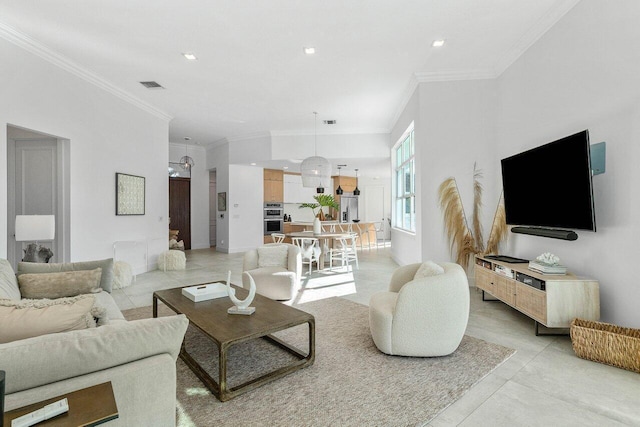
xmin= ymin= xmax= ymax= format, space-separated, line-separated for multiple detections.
xmin=500 ymin=130 xmax=596 ymax=231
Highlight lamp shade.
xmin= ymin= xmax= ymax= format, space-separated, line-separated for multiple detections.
xmin=15 ymin=215 xmax=55 ymax=241
xmin=300 ymin=156 xmax=331 ymax=188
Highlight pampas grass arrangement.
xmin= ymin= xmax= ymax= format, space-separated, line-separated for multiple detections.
xmin=485 ymin=193 xmax=508 ymax=255
xmin=438 ymin=164 xmax=508 ymax=270
xmin=438 ymin=177 xmax=476 ymax=267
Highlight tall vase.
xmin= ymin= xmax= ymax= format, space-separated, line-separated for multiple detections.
xmin=313 ymin=216 xmax=322 ymax=234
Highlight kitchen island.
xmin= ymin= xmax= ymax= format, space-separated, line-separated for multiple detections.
xmin=281 ymin=221 xmax=377 ymax=249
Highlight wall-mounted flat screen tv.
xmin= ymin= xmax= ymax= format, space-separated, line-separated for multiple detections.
xmin=500 ymin=129 xmax=596 ymax=231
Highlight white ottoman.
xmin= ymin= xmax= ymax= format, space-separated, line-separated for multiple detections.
xmin=158 ymin=250 xmax=186 ymax=271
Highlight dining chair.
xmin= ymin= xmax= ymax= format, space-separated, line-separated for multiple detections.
xmin=271 ymin=233 xmax=286 ymax=244
xmin=292 ymin=237 xmax=321 ymax=275
xmin=328 ymin=232 xmax=359 ymax=271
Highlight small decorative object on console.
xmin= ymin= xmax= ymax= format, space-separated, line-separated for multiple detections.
xmin=529 ymin=252 xmax=567 ymax=275
xmin=227 ymin=271 xmax=256 ymax=315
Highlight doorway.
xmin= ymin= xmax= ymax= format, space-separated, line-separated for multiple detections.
xmin=169 ymin=177 xmax=191 ymax=250
xmin=6 ymin=125 xmax=70 ymax=268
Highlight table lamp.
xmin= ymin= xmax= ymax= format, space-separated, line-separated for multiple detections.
xmin=15 ymin=215 xmax=55 ymax=263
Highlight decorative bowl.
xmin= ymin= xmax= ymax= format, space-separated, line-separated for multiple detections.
xmin=352 ymin=219 xmax=361 ymax=223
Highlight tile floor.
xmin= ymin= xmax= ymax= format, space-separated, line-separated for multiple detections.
xmin=112 ymin=247 xmax=640 ymax=426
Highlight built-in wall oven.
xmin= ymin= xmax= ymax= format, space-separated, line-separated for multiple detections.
xmin=264 ymin=202 xmax=284 ymax=235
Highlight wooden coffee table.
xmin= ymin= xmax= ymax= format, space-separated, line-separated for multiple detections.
xmin=153 ymin=284 xmax=315 ymax=402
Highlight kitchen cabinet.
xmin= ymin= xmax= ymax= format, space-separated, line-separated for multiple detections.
xmin=264 ymin=169 xmax=283 ymax=202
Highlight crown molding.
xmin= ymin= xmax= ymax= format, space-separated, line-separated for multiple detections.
xmin=493 ymin=0 xmax=581 ymax=77
xmin=0 ymin=21 xmax=173 ymax=122
xmin=387 ymin=74 xmax=419 ymax=132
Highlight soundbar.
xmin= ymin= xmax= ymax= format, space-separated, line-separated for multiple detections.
xmin=511 ymin=227 xmax=578 ymax=241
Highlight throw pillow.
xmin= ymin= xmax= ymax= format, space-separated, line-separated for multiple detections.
xmin=414 ymin=261 xmax=445 ymax=279
xmin=0 ymin=295 xmax=97 ymax=343
xmin=17 ymin=258 xmax=115 ymax=293
xmin=18 ymin=268 xmax=102 ymax=299
xmin=257 ymin=245 xmax=289 ymax=268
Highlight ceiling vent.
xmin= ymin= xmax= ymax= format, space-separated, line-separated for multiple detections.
xmin=139 ymin=81 xmax=164 ymax=89
xmin=324 ymin=120 xmax=337 ymax=125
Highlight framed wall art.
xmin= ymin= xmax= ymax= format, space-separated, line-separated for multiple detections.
xmin=116 ymin=173 xmax=145 ymax=215
xmin=218 ymin=192 xmax=227 ymax=211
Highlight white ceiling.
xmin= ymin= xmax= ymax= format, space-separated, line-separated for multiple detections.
xmin=0 ymin=0 xmax=579 ymax=147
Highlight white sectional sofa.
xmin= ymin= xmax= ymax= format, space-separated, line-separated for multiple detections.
xmin=0 ymin=258 xmax=188 ymax=426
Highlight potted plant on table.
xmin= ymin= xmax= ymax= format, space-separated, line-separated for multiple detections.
xmin=299 ymin=194 xmax=339 ymax=220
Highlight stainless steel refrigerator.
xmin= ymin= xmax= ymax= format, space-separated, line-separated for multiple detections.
xmin=339 ymin=195 xmax=359 ymax=223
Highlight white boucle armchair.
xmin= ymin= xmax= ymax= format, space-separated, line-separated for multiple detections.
xmin=242 ymin=243 xmax=302 ymax=301
xmin=369 ymin=262 xmax=470 ymax=357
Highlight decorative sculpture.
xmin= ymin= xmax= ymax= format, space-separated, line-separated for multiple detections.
xmin=22 ymin=243 xmax=54 ymax=263
xmin=536 ymin=252 xmax=561 ymax=266
xmin=227 ymin=270 xmax=256 ymax=315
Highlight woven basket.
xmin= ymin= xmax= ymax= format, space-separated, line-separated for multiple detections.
xmin=570 ymin=318 xmax=640 ymax=374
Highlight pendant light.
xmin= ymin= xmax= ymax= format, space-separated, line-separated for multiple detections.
xmin=180 ymin=137 xmax=195 ymax=170
xmin=353 ymin=168 xmax=361 ymax=196
xmin=336 ymin=165 xmax=344 ymax=195
xmin=301 ymin=112 xmax=331 ymax=191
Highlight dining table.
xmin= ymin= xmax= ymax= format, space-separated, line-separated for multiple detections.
xmin=286 ymin=230 xmax=352 ymax=269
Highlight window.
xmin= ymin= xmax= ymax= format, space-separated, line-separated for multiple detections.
xmin=393 ymin=123 xmax=415 ymax=232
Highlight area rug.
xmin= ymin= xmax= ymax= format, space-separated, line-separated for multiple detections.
xmin=123 ymin=297 xmax=515 ymax=426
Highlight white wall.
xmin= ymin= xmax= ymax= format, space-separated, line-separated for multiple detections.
xmin=0 ymin=37 xmax=170 ymax=264
xmin=418 ymin=79 xmax=498 ymax=267
xmin=494 ymin=0 xmax=640 ymax=327
xmin=271 ymin=133 xmax=389 ymax=161
xmin=206 ymin=143 xmax=229 ymax=251
xmin=169 ymin=143 xmax=209 ymax=249
xmin=228 ymin=165 xmax=264 ymax=253
xmin=390 ymin=0 xmax=640 ymax=327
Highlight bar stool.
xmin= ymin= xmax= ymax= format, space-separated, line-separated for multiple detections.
xmin=355 ymin=223 xmax=373 ymax=251
xmin=373 ymin=221 xmax=385 ymax=249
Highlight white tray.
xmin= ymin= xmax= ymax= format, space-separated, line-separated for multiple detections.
xmin=182 ymin=282 xmax=228 ymax=302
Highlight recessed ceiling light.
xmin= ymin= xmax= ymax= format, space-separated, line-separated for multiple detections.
xmin=432 ymin=39 xmax=445 ymax=48
xmin=250 ymin=162 xmax=257 ymax=166
xmin=283 ymin=166 xmax=289 ymax=170
xmin=182 ymin=52 xmax=198 ymax=60
xmin=304 ymin=47 xmax=315 ymax=55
